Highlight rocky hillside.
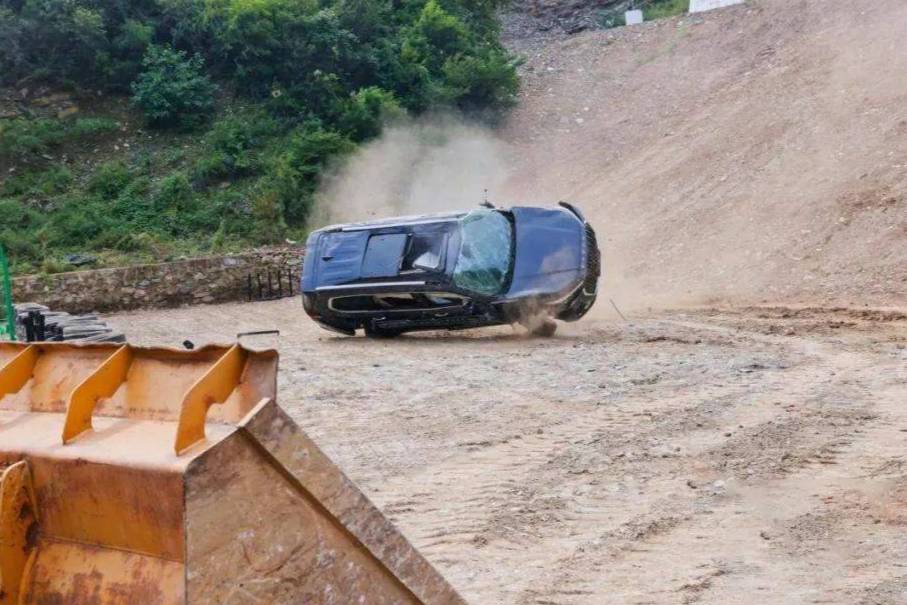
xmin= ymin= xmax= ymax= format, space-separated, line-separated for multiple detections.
xmin=501 ymin=0 xmax=686 ymax=37
xmin=501 ymin=0 xmax=907 ymax=308
xmin=503 ymin=0 xmax=627 ymax=35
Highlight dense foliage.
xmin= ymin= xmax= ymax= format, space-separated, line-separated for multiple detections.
xmin=0 ymin=0 xmax=518 ymax=272
xmin=131 ymin=45 xmax=217 ymax=129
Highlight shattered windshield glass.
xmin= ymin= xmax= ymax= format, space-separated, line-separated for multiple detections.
xmin=452 ymin=210 xmax=513 ymax=295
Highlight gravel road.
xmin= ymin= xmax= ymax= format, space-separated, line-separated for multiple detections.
xmin=110 ymin=300 xmax=907 ymax=604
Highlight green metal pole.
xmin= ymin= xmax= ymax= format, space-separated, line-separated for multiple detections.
xmin=0 ymin=245 xmax=15 ymax=341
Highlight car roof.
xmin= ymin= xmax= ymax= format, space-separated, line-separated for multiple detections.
xmin=314 ymin=204 xmax=582 ymax=234
xmin=316 ymin=210 xmax=469 ymax=233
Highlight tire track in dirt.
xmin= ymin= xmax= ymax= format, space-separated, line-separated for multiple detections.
xmin=370 ymin=320 xmax=815 ymax=601
xmin=515 ymin=317 xmax=907 ymax=604
xmin=113 ymin=301 xmax=907 ymax=604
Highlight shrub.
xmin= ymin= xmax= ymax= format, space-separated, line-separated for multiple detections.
xmin=154 ymin=173 xmax=196 ymax=213
xmin=402 ymin=1 xmax=471 ymax=71
xmin=103 ymin=18 xmax=155 ymax=89
xmin=131 ymin=45 xmax=217 ymax=130
xmin=88 ymin=162 xmax=133 ymax=199
xmin=1 ymin=166 xmax=72 ymax=197
xmin=40 ymin=257 xmax=72 ymax=275
xmin=338 ymin=87 xmax=404 ymax=141
xmin=193 ymin=109 xmax=280 ymax=184
xmin=441 ymin=49 xmax=519 ymax=110
xmin=46 ymin=196 xmax=112 ymax=248
xmin=69 ymin=118 xmax=120 ymax=139
xmin=399 ymin=0 xmax=517 ymax=113
xmin=208 ymin=187 xmax=254 ymax=233
xmin=0 ymin=226 xmax=42 ymax=270
xmin=261 ymin=125 xmax=355 ymax=226
xmin=250 ymin=188 xmax=287 ymax=243
xmin=203 ymin=1 xmax=357 ymax=105
xmin=0 ymin=197 xmax=42 ymax=230
xmin=0 ymin=8 xmax=28 ymax=84
xmin=0 ymin=119 xmax=66 ymax=159
xmin=111 ymin=176 xmax=156 ymax=230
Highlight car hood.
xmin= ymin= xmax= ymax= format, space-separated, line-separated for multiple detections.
xmin=506 ymin=207 xmax=585 ymax=298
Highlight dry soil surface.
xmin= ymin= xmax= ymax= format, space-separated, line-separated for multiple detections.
xmin=114 ymin=299 xmax=907 ymax=604
xmin=500 ymin=0 xmax=907 ymax=309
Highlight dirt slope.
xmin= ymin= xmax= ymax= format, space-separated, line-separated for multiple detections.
xmin=501 ymin=0 xmax=907 ymax=310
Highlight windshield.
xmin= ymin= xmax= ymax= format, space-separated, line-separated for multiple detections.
xmin=452 ymin=210 xmax=513 ymax=295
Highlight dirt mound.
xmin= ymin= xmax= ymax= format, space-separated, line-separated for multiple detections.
xmin=501 ymin=0 xmax=907 ymax=310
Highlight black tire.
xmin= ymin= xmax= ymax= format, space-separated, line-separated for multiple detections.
xmin=363 ymin=321 xmax=403 ymax=339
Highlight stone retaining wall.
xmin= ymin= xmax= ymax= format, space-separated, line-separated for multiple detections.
xmin=689 ymin=0 xmax=744 ymax=13
xmin=11 ymin=247 xmax=304 ymax=314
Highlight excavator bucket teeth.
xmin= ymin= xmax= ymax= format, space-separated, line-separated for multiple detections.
xmin=0 ymin=341 xmax=464 ymax=605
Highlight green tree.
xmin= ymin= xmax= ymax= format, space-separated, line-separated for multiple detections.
xmin=131 ymin=45 xmax=217 ymax=129
xmin=261 ymin=125 xmax=355 ymax=226
xmin=402 ymin=0 xmax=470 ymax=72
xmin=442 ymin=49 xmax=519 ymax=110
xmin=338 ymin=87 xmax=404 ymax=141
xmin=0 ymin=0 xmax=108 ymax=86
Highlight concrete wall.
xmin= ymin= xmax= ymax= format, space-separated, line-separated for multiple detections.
xmin=625 ymin=10 xmax=644 ymax=25
xmin=689 ymin=0 xmax=744 ymax=13
xmin=11 ymin=247 xmax=304 ymax=314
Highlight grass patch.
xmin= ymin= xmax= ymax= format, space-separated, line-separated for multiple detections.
xmin=0 ymin=117 xmax=119 ymax=161
xmin=644 ymin=0 xmax=688 ymax=20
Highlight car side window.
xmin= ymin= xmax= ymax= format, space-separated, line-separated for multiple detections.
xmin=401 ymin=234 xmax=446 ymax=273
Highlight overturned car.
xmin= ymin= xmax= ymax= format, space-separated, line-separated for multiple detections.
xmin=301 ymin=203 xmax=600 ymax=337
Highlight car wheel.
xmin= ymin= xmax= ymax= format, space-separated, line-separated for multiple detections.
xmin=364 ymin=321 xmax=403 ymax=339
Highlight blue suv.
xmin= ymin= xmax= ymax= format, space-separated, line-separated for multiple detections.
xmin=301 ymin=203 xmax=600 ymax=337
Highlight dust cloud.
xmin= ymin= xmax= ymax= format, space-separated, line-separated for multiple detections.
xmin=313 ymin=115 xmax=514 ymax=227
xmin=312 ymin=113 xmax=657 ymax=321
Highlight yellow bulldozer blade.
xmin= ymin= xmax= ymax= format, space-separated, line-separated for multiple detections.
xmin=0 ymin=341 xmax=464 ymax=605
